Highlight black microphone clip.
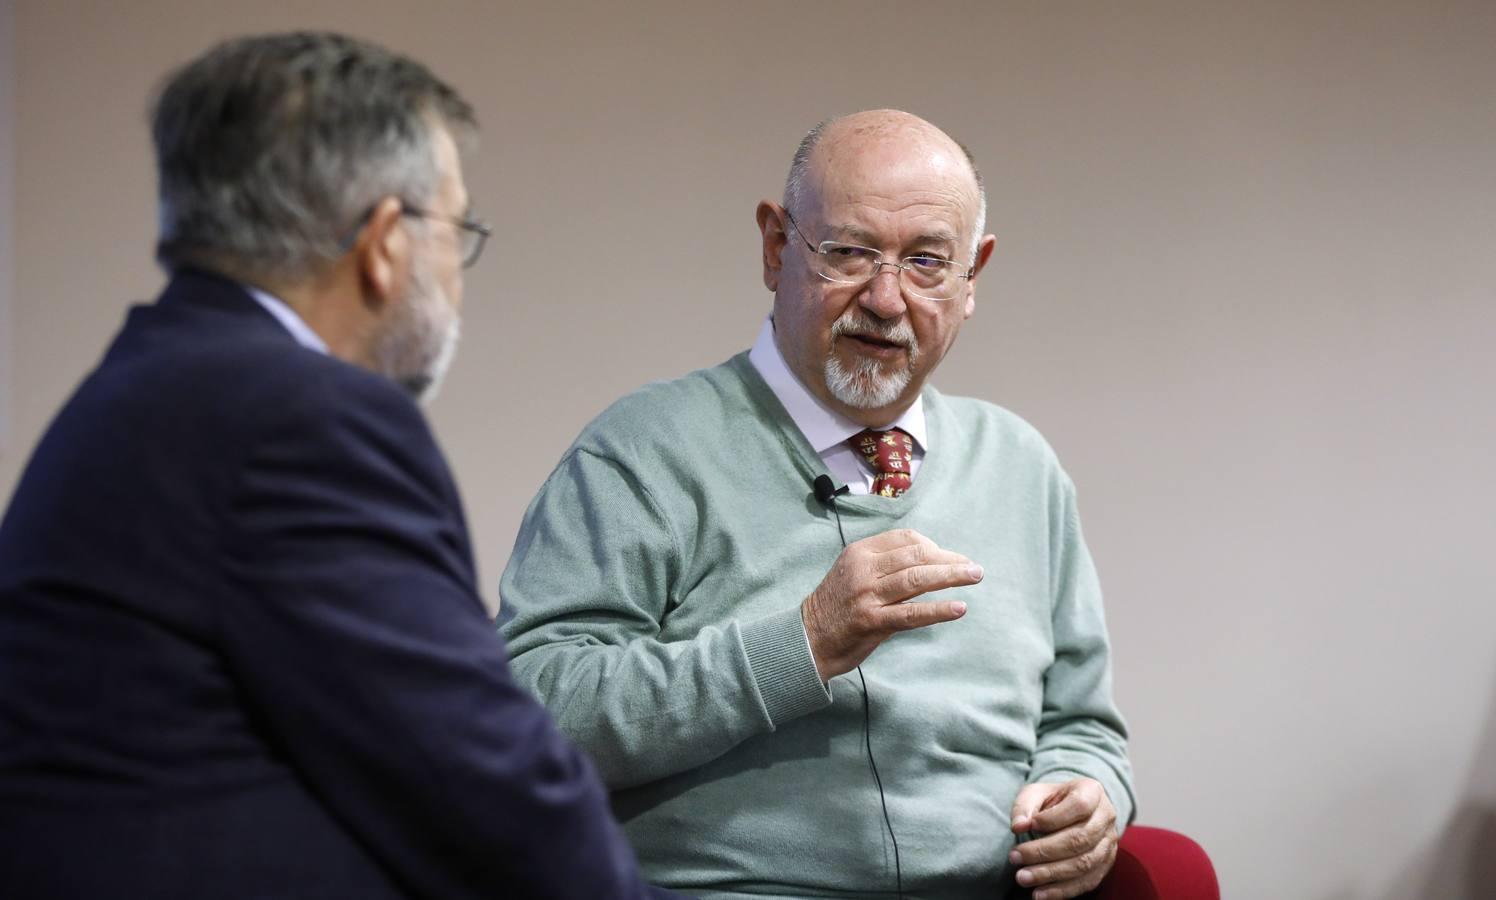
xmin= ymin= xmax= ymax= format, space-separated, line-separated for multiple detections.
xmin=813 ymin=474 xmax=850 ymax=507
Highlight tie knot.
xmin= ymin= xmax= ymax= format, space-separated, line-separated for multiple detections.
xmin=851 ymin=428 xmax=915 ymax=498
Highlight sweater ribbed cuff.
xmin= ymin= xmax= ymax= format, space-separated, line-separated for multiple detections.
xmin=739 ymin=605 xmax=832 ymax=727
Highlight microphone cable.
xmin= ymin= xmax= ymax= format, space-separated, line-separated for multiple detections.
xmin=813 ymin=475 xmax=904 ymax=899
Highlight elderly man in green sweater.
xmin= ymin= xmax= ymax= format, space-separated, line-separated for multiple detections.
xmin=499 ymin=110 xmax=1134 ymax=900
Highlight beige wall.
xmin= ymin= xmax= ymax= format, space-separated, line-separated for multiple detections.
xmin=4 ymin=1 xmax=1494 ymax=896
xmin=0 ymin=0 xmax=13 ymax=450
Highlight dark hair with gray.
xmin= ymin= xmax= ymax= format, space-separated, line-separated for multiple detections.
xmin=151 ymin=31 xmax=476 ymax=280
xmin=783 ymin=114 xmax=987 ymax=260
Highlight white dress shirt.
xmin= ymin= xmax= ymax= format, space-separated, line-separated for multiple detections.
xmin=747 ymin=316 xmax=926 ymax=494
xmin=245 ymin=285 xmax=329 ymax=355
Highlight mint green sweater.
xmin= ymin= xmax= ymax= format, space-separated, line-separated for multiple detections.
xmin=499 ymin=354 xmax=1133 ymax=899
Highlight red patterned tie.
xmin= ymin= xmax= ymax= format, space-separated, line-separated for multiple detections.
xmin=851 ymin=428 xmax=916 ymax=498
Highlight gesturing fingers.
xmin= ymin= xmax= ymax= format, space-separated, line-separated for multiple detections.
xmin=1010 ymin=782 xmax=1062 ymax=833
xmin=1010 ymin=780 xmax=1120 ymax=897
xmin=1027 ymin=779 xmax=1106 ymax=835
xmin=872 ymin=597 xmax=968 ymax=633
xmin=801 ymin=529 xmax=983 ymax=679
xmin=879 ymin=561 xmax=984 ymax=603
xmin=873 ymin=540 xmax=971 ymax=577
xmin=1012 ymin=815 xmax=1105 ymax=868
xmin=1018 ymin=833 xmax=1117 ymax=899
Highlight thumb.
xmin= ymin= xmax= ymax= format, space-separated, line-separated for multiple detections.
xmin=1010 ymin=783 xmax=1061 ymax=833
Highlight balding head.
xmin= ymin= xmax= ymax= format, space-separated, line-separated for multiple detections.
xmin=755 ymin=109 xmax=998 ymax=428
xmin=783 ymin=110 xmax=986 ymax=258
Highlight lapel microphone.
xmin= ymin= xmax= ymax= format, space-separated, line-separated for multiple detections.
xmin=813 ymin=474 xmax=849 ymax=506
xmin=813 ymin=474 xmax=850 ymax=546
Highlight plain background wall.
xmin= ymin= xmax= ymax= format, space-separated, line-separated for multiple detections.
xmin=0 ymin=0 xmax=13 ymax=450
xmin=2 ymin=2 xmax=1493 ymax=896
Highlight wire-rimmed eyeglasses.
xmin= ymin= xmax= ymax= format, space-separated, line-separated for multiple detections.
xmin=400 ymin=205 xmax=492 ymax=269
xmin=784 ymin=209 xmax=973 ymax=302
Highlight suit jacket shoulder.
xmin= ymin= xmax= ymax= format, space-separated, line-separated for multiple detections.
xmin=0 ymin=271 xmax=663 ymax=900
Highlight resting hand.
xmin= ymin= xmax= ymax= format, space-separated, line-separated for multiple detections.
xmin=1008 ymin=778 xmax=1119 ymax=900
xmin=801 ymin=528 xmax=981 ymax=681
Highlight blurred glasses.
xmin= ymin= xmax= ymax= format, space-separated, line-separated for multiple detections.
xmin=401 ymin=205 xmax=492 ymax=268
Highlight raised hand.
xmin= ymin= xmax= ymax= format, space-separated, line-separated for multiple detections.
xmin=800 ymin=528 xmax=982 ymax=681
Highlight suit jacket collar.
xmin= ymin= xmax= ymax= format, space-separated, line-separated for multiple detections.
xmin=155 ymin=268 xmax=281 ymax=322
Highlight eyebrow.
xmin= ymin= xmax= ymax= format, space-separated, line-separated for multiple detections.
xmin=826 ymin=224 xmax=959 ymax=249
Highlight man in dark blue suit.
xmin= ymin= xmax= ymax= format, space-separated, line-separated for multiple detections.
xmin=0 ymin=32 xmax=674 ymax=899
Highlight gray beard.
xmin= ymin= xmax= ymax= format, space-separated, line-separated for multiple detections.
xmin=822 ymin=312 xmax=919 ymax=409
xmin=371 ymin=257 xmax=460 ymax=405
xmin=824 ymin=354 xmax=911 ymax=408
xmin=394 ymin=317 xmax=460 ymax=405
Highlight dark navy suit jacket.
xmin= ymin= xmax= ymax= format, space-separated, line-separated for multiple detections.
xmin=0 ymin=271 xmax=673 ymax=898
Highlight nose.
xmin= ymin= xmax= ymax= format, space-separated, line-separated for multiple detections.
xmin=858 ymin=265 xmax=907 ymax=320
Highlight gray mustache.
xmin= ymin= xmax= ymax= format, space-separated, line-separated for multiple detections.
xmin=831 ymin=314 xmax=917 ymax=349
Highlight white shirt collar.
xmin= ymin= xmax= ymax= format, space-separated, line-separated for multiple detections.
xmin=244 ymin=285 xmax=329 ymax=355
xmin=747 ymin=315 xmax=926 ymax=453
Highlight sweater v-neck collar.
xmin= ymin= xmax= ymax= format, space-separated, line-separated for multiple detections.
xmin=727 ymin=353 xmax=942 ymax=520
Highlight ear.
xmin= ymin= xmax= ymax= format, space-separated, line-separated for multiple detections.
xmin=963 ymin=233 xmax=997 ymax=319
xmin=352 ymin=196 xmax=410 ymax=312
xmin=756 ymin=200 xmax=788 ymax=292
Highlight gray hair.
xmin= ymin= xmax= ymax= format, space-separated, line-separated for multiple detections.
xmin=782 ymin=114 xmax=988 ymax=261
xmin=151 ymin=31 xmax=476 ymax=280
